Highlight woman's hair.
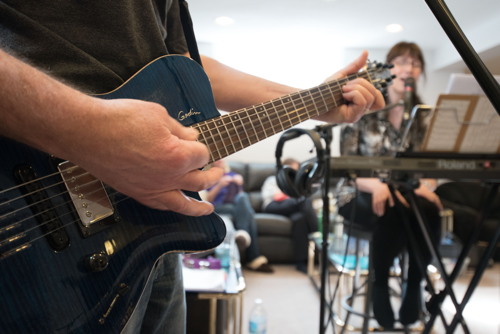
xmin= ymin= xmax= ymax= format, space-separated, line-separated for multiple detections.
xmin=386 ymin=42 xmax=429 ymax=145
xmin=386 ymin=41 xmax=426 ymax=76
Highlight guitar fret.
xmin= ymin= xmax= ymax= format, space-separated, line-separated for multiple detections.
xmin=279 ymin=97 xmax=293 ymax=130
xmin=255 ymin=105 xmax=269 ymax=139
xmin=241 ymin=108 xmax=260 ymax=146
xmin=227 ymin=113 xmax=246 ymax=152
xmin=311 ymin=86 xmax=330 ymax=117
xmin=248 ymin=107 xmax=267 ymax=140
xmin=298 ymin=90 xmax=312 ymax=122
xmin=260 ymin=110 xmax=272 ymax=136
xmin=264 ymin=101 xmax=278 ymax=135
xmin=216 ymin=119 xmax=231 ymax=159
xmin=289 ymin=93 xmax=305 ymax=126
xmin=324 ymin=84 xmax=337 ymax=108
xmin=333 ymin=79 xmax=345 ymax=107
xmin=196 ymin=123 xmax=217 ymax=162
xmin=268 ymin=100 xmax=281 ymax=130
xmin=233 ymin=113 xmax=252 ymax=149
xmin=308 ymin=87 xmax=321 ymax=117
xmin=219 ymin=115 xmax=241 ymax=157
xmin=206 ymin=119 xmax=225 ymax=161
xmin=268 ymin=102 xmax=281 ymax=134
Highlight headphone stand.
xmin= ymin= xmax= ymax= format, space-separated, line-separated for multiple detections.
xmin=315 ymin=123 xmax=335 ymax=334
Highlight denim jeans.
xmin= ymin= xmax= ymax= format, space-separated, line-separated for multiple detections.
xmin=215 ymin=192 xmax=260 ymax=262
xmin=122 ymin=253 xmax=186 ymax=334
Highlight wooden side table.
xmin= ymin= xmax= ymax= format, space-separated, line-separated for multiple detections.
xmin=184 ymin=257 xmax=246 ymax=334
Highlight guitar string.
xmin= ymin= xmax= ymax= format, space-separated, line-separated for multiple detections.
xmin=193 ymin=65 xmax=381 ymax=162
xmin=0 ymin=177 xmax=109 ymax=235
xmin=0 ymin=173 xmax=136 ymax=254
xmin=0 ymin=192 xmax=133 ymax=260
xmin=195 ymin=74 xmax=349 ymax=163
xmin=203 ymin=65 xmax=383 ymax=162
xmin=0 ymin=173 xmax=118 ymax=241
xmin=0 ymin=166 xmax=93 ymax=219
xmin=0 ymin=164 xmax=101 ymax=227
xmin=196 ymin=88 xmax=329 ymax=160
xmin=0 ymin=65 xmax=385 ymax=255
xmin=198 ymin=69 xmax=373 ymax=158
xmin=0 ymin=163 xmax=129 ymax=252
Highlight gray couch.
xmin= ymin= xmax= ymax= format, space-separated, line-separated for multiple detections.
xmin=228 ymin=161 xmax=296 ymax=263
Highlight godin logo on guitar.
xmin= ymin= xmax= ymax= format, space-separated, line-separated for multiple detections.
xmin=437 ymin=159 xmax=477 ymax=170
xmin=178 ymin=108 xmax=201 ymax=121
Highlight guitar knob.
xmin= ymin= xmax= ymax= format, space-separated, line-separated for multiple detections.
xmin=85 ymin=252 xmax=109 ymax=272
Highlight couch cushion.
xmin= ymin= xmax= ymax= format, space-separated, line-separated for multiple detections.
xmin=255 ymin=213 xmax=292 ymax=236
xmin=245 ymin=163 xmax=277 ymax=192
xmin=248 ymin=192 xmax=264 ymax=213
xmin=227 ymin=160 xmax=247 ymax=178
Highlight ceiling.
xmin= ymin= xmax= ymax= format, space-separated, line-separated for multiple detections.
xmin=187 ymin=0 xmax=500 ymax=74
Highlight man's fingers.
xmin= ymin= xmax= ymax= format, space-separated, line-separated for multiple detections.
xmin=142 ymin=190 xmax=215 ymax=216
xmin=134 ymin=166 xmax=223 ymax=215
xmin=331 ymin=51 xmax=369 ymax=80
xmin=176 ymin=166 xmax=225 ymax=192
xmin=163 ymin=113 xmax=201 ymax=141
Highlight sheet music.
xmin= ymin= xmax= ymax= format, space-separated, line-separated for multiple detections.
xmin=422 ymin=95 xmax=500 ymax=154
xmin=460 ymin=97 xmax=500 ymax=153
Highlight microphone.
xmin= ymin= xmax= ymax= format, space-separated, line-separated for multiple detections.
xmin=403 ymin=77 xmax=416 ymax=120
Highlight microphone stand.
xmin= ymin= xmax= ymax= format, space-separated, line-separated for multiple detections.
xmin=314 ymin=123 xmax=335 ymax=334
xmin=398 ymin=104 xmax=433 ymax=152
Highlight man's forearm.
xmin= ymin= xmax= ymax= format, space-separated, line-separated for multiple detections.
xmin=0 ymin=49 xmax=97 ymax=157
xmin=200 ymin=55 xmax=297 ymax=112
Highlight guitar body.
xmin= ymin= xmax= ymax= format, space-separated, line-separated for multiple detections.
xmin=0 ymin=55 xmax=226 ymax=333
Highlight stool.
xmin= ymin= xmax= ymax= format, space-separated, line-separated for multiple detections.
xmin=331 ymin=221 xmax=375 ymax=333
xmin=332 ymin=221 xmax=424 ymax=333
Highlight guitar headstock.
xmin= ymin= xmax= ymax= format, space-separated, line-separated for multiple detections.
xmin=366 ymin=61 xmax=395 ymax=96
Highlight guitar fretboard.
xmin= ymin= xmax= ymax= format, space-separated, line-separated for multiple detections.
xmin=193 ymin=70 xmax=372 ymax=163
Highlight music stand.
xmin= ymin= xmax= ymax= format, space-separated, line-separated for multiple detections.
xmin=385 ymin=171 xmax=499 ymax=334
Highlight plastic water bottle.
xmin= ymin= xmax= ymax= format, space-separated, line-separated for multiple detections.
xmin=249 ymin=298 xmax=267 ymax=334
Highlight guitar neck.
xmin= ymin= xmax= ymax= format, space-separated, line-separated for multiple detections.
xmin=193 ymin=70 xmax=371 ymax=163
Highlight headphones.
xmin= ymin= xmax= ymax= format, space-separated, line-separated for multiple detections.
xmin=275 ymin=128 xmax=326 ymax=198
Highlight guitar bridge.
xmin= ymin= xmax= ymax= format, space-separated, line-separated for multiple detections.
xmin=58 ymin=161 xmax=114 ymax=229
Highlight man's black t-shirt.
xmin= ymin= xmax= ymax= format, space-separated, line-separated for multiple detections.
xmin=0 ymin=0 xmax=188 ymax=93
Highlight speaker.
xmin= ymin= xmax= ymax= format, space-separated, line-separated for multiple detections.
xmin=275 ymin=128 xmax=325 ymax=198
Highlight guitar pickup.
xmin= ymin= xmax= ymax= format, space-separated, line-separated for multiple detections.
xmin=58 ymin=161 xmax=114 ymax=227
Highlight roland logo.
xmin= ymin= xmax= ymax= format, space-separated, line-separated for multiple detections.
xmin=437 ymin=159 xmax=476 ymax=170
xmin=178 ymin=108 xmax=201 ymax=121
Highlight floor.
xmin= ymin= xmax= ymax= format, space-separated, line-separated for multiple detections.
xmin=240 ymin=262 xmax=500 ymax=334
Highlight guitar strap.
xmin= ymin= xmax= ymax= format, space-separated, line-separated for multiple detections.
xmin=178 ymin=0 xmax=203 ymax=67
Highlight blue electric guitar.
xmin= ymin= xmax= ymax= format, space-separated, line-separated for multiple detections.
xmin=0 ymin=55 xmax=392 ymax=333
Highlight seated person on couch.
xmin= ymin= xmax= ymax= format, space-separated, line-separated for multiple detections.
xmin=261 ymin=158 xmax=318 ymax=273
xmin=205 ymin=159 xmax=274 ymax=273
